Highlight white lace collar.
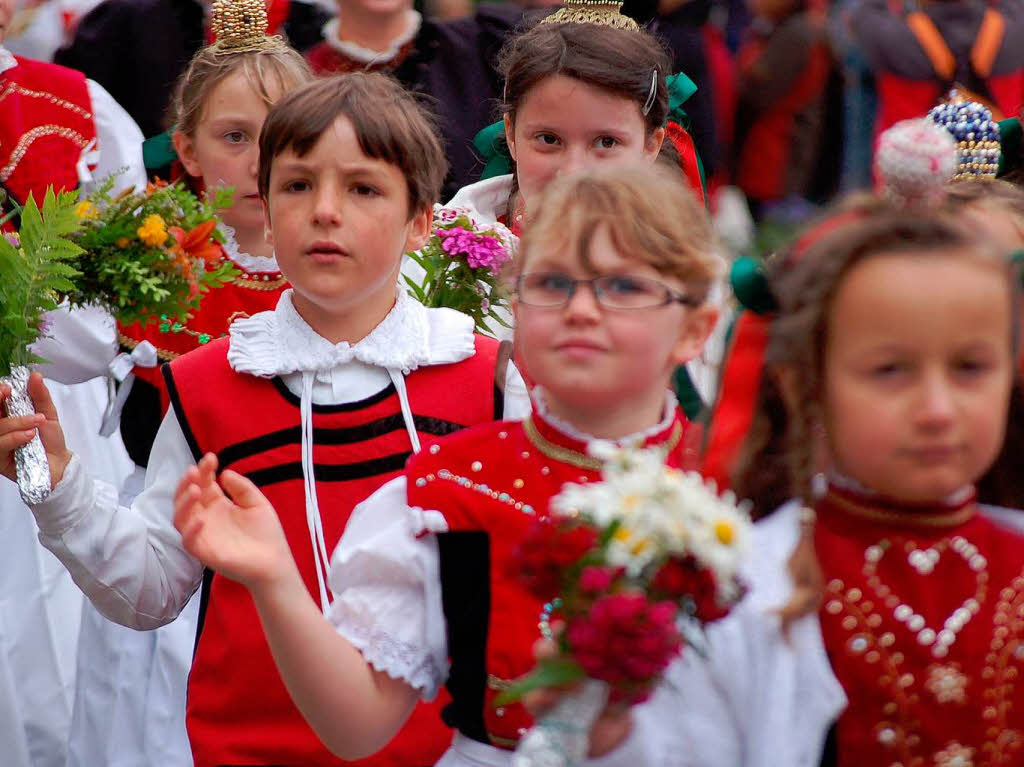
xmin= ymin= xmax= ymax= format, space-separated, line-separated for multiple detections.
xmin=0 ymin=47 xmax=17 ymax=75
xmin=532 ymin=387 xmax=678 ymax=445
xmin=320 ymin=11 xmax=422 ymax=65
xmin=228 ymin=287 xmax=475 ymax=377
xmin=217 ymin=222 xmax=280 ymax=274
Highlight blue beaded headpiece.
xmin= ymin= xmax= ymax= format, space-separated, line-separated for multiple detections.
xmin=927 ymin=92 xmax=1001 ymax=181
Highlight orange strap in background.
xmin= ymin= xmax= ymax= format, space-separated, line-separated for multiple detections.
xmin=905 ymin=10 xmax=956 ymax=80
xmin=971 ymin=8 xmax=1006 ymax=78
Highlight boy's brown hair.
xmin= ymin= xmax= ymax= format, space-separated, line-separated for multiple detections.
xmin=517 ymin=163 xmax=721 ymax=301
xmin=257 ymin=73 xmax=447 ymax=216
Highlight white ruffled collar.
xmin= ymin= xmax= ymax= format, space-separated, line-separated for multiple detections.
xmin=0 ymin=47 xmax=17 ymax=75
xmin=321 ymin=11 xmax=422 ymax=65
xmin=217 ymin=222 xmax=280 ymax=274
xmin=532 ymin=387 xmax=678 ymax=446
xmin=228 ymin=287 xmax=474 ymax=378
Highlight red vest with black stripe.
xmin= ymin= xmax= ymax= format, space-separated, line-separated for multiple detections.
xmin=164 ymin=334 xmax=503 ymax=767
xmin=0 ymin=56 xmax=96 ymax=206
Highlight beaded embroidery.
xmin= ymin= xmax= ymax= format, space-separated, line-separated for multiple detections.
xmin=0 ymin=124 xmax=90 ymax=181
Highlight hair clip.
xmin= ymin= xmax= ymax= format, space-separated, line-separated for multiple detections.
xmin=642 ymin=70 xmax=657 ymax=117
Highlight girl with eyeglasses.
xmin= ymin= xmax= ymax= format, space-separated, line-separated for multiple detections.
xmin=171 ymin=163 xmax=722 ymax=766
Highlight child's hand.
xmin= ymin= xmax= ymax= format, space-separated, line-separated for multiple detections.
xmin=522 ymin=631 xmax=633 ymax=758
xmin=0 ymin=373 xmax=72 ymax=489
xmin=174 ymin=453 xmax=297 ymax=591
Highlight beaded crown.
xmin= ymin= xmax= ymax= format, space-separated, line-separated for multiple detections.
xmin=209 ymin=0 xmax=289 ymax=55
xmin=927 ymin=91 xmax=1001 ymax=181
xmin=540 ymin=0 xmax=640 ymax=32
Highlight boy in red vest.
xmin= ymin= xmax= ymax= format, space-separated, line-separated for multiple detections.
xmin=851 ymin=0 xmax=1024 ymax=140
xmin=0 ymin=72 xmax=528 ymax=767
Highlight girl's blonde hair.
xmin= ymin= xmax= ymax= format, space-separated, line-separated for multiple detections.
xmin=171 ymin=46 xmax=313 ymax=136
xmin=518 ymin=163 xmax=722 ymax=301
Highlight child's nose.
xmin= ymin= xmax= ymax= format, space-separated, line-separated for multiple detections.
xmin=916 ymin=372 xmax=957 ymax=425
xmin=311 ymin=185 xmax=342 ymax=226
xmin=563 ymin=281 xmax=602 ymax=319
xmin=558 ymin=147 xmax=587 ymax=177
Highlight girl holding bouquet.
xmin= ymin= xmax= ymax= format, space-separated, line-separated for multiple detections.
xmin=26 ymin=4 xmax=314 ymax=764
xmin=171 ymin=162 xmax=727 ymax=765
xmin=661 ymin=194 xmax=1024 ymax=765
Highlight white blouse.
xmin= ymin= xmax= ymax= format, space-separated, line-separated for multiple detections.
xmin=28 ymin=289 xmax=529 ymax=630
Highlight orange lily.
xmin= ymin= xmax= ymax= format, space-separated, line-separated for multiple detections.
xmin=168 ymin=219 xmax=221 ymax=264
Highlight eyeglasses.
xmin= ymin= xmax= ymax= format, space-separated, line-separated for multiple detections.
xmin=515 ymin=272 xmax=701 ymax=311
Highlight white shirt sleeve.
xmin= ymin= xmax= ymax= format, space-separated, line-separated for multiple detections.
xmin=28 ymin=408 xmax=203 ymax=629
xmin=84 ymin=78 xmax=146 ymax=197
xmin=503 ymin=361 xmax=530 ymax=421
xmin=32 ymin=302 xmax=118 ymax=384
xmin=327 ymin=476 xmax=450 ymax=700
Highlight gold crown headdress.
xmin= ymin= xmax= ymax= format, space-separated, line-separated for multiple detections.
xmin=209 ymin=0 xmax=290 ymax=55
xmin=540 ymin=0 xmax=640 ymax=32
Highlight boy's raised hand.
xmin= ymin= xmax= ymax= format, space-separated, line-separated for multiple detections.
xmin=0 ymin=373 xmax=72 ymax=490
xmin=174 ymin=453 xmax=298 ymax=591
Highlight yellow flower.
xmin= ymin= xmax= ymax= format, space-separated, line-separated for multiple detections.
xmin=115 ymin=237 xmax=130 ymax=248
xmin=75 ymin=201 xmax=98 ymax=220
xmin=137 ymin=214 xmax=168 ymax=247
xmin=714 ymin=520 xmax=735 ymax=546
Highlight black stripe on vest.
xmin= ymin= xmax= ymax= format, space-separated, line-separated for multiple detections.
xmin=218 ymin=414 xmax=466 ymax=470
xmin=163 ymin=364 xmax=204 ymax=464
xmin=244 ymin=452 xmax=414 ymax=487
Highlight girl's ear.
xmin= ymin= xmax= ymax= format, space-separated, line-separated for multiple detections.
xmin=504 ymin=114 xmax=517 ymax=163
xmin=172 ymin=130 xmax=203 ymax=178
xmin=403 ymin=205 xmax=433 ymax=254
xmin=670 ymin=302 xmax=718 ymax=366
xmin=643 ymin=126 xmax=666 ymax=162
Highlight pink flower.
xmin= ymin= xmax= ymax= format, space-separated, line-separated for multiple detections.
xmin=578 ymin=566 xmax=616 ymax=595
xmin=566 ymin=593 xmax=682 ymax=702
xmin=4 ymin=232 xmax=19 ymax=248
xmin=434 ymin=226 xmax=511 ymax=274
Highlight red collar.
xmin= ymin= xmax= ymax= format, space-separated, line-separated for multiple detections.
xmin=817 ymin=482 xmax=978 ymax=532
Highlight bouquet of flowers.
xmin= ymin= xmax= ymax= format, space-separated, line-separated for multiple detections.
xmin=404 ymin=205 xmax=515 ymax=336
xmin=497 ymin=443 xmax=751 ymax=767
xmin=65 ymin=177 xmax=237 ymax=326
xmin=0 ymin=189 xmax=85 ymax=502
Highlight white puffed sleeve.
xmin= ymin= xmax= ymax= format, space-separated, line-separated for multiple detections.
xmin=328 ymin=476 xmax=450 ymax=700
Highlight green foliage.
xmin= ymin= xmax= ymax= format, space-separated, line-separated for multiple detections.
xmin=64 ymin=178 xmax=238 ymax=327
xmin=0 ymin=189 xmax=85 ymax=376
xmin=404 ymin=208 xmax=515 ymax=338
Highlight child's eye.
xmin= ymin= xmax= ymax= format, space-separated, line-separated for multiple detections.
xmin=223 ymin=131 xmax=248 ymax=144
xmin=594 ymin=136 xmax=620 ymax=150
xmin=352 ymin=184 xmax=380 ymax=197
xmin=871 ymin=362 xmax=907 ymax=378
xmin=283 ymin=180 xmax=310 ymax=193
xmin=953 ymin=358 xmax=990 ymax=376
xmin=535 ymin=133 xmax=560 ymax=147
xmin=601 ymin=275 xmax=648 ymax=294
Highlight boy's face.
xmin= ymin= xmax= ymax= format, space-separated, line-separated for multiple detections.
xmin=513 ymin=225 xmax=716 ymax=426
xmin=263 ymin=115 xmax=430 ymax=323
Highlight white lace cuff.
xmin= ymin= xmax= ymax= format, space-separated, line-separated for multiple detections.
xmin=328 ymin=477 xmax=450 ymax=699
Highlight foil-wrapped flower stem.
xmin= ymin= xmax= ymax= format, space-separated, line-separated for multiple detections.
xmin=1 ymin=366 xmax=50 ymax=504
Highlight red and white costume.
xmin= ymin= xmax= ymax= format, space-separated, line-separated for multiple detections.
xmin=326 ymin=392 xmax=705 ymax=765
xmin=28 ymin=288 xmax=529 ymax=766
xmin=655 ymin=482 xmax=1024 ymax=766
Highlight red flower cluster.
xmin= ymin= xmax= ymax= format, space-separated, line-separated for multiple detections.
xmin=566 ymin=593 xmax=681 ymax=704
xmin=510 ymin=519 xmax=598 ymax=600
xmin=650 ymin=556 xmax=731 ymax=623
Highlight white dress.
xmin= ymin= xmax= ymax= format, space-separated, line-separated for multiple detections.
xmin=0 ymin=45 xmax=144 ymax=767
xmin=26 ymin=289 xmax=529 ymax=766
